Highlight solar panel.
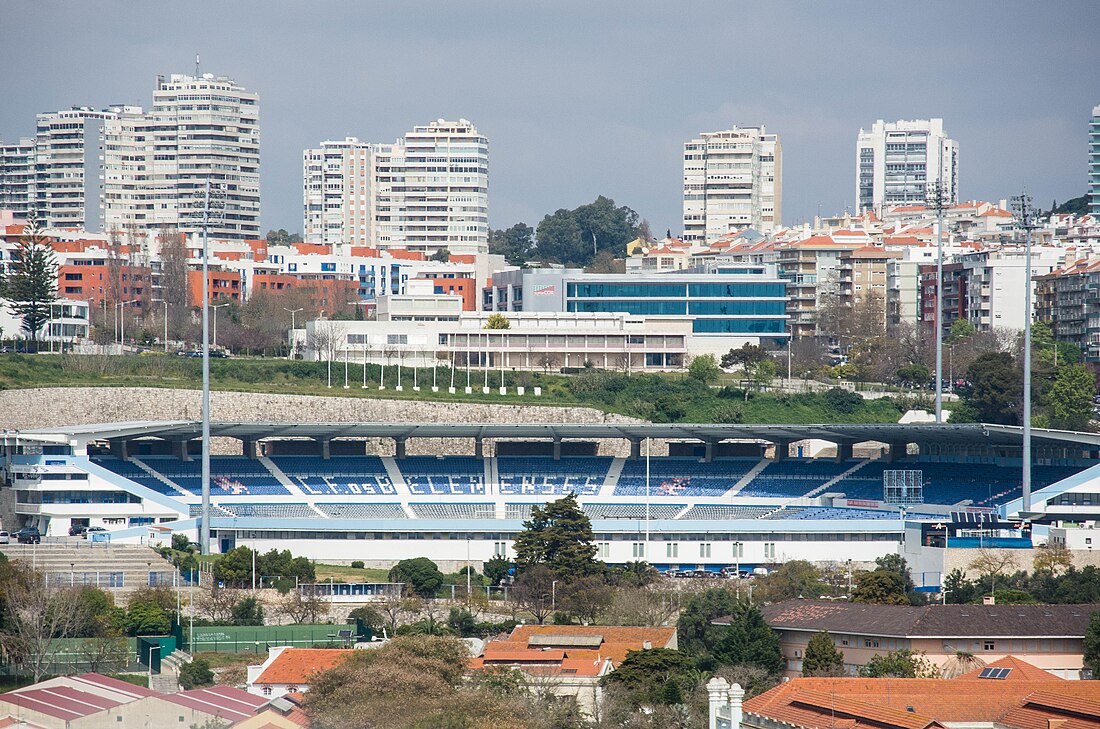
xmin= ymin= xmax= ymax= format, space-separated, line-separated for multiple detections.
xmin=977 ymin=667 xmax=1012 ymax=679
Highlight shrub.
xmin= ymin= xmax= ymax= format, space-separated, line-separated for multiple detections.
xmin=350 ymin=560 xmax=365 ymax=569
xmin=178 ymin=658 xmax=215 ymax=690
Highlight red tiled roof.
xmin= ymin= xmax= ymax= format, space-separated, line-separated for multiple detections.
xmin=957 ymin=656 xmax=1064 ymax=682
xmin=256 ymin=649 xmax=352 ymax=685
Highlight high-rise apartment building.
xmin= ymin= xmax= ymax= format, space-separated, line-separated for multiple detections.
xmin=683 ymin=125 xmax=781 ymax=242
xmin=302 ymin=120 xmax=489 ymax=255
xmin=856 ymin=119 xmax=958 ymax=214
xmin=34 ymin=107 xmax=116 ymax=230
xmin=145 ymin=73 xmax=260 ymax=240
xmin=0 ymin=138 xmax=34 ymax=218
xmin=302 ymin=137 xmax=374 ymax=247
xmin=1089 ymin=105 xmax=1099 ymax=215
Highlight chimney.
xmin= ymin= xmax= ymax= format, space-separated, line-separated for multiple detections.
xmin=707 ymin=677 xmax=732 ymax=729
xmin=643 ymin=640 xmax=652 ymax=650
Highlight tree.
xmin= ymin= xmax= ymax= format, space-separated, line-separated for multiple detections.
xmin=125 ymin=602 xmax=171 ymax=636
xmin=712 ymin=605 xmax=784 ymax=676
xmin=389 ymin=558 xmax=445 ymax=598
xmin=560 ymin=575 xmax=614 ymax=624
xmin=601 ymin=648 xmax=696 ymax=707
xmin=677 ymin=588 xmax=742 ymax=657
xmin=266 ymin=229 xmax=302 ymax=246
xmin=721 ymin=344 xmax=769 ymax=369
xmin=179 ymin=657 xmax=215 ymax=689
xmin=157 ymin=226 xmax=191 ymax=341
xmin=429 ymin=248 xmax=450 ymax=262
xmin=687 ymin=354 xmax=721 ymax=384
xmin=1034 ymin=543 xmax=1073 ymax=576
xmin=275 ymin=589 xmax=331 ymax=624
xmin=1084 ymin=612 xmax=1100 ymax=678
xmin=535 ymin=196 xmax=640 ymax=267
xmin=968 ymin=549 xmax=1018 ymax=595
xmin=6 ymin=213 xmax=58 ymax=349
xmin=511 ymin=564 xmax=556 ymax=624
xmin=213 ymin=546 xmax=256 ymax=588
xmin=585 ymin=249 xmax=624 ymax=273
xmin=964 ymin=352 xmax=1022 ymax=424
xmin=851 ymin=570 xmax=909 ymax=605
xmin=484 ymin=313 xmax=511 ymax=330
xmin=512 ymin=493 xmax=599 ymax=579
xmin=803 ymin=631 xmax=845 ymax=676
xmin=744 ymin=358 xmax=778 ymax=393
xmin=859 ymin=649 xmax=940 ymax=678
xmin=755 ymin=560 xmax=827 ymax=603
xmin=231 ymin=596 xmax=265 ymax=626
xmin=483 ymin=555 xmax=514 ymax=586
xmin=947 ymin=319 xmax=977 ymax=342
xmin=1048 ymin=364 xmax=1095 ymax=431
xmin=488 ymin=222 xmax=535 ymax=266
xmin=1 ymin=565 xmax=85 ymax=681
xmin=896 ymin=363 xmax=931 ymax=387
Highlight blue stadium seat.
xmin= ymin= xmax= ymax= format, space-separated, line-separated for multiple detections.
xmin=141 ymin=457 xmax=289 ymax=496
xmin=270 ymin=456 xmax=395 ymax=496
xmin=398 ymin=457 xmax=486 ymax=495
xmin=498 ymin=457 xmax=610 ymax=496
xmin=614 ymin=458 xmax=756 ymax=497
xmin=738 ymin=459 xmax=852 ymax=498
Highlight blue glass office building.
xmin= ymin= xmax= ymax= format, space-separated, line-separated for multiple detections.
xmin=485 ymin=266 xmax=789 ymax=345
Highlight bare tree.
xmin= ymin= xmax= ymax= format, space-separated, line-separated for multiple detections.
xmin=197 ymin=586 xmax=242 ymax=623
xmin=157 ymin=225 xmax=191 ymax=342
xmin=968 ymin=549 xmax=1018 ymax=593
xmin=512 ymin=565 xmax=556 ymax=624
xmin=275 ymin=588 xmax=332 ymax=624
xmin=2 ymin=566 xmax=87 ymax=681
xmin=78 ymin=634 xmax=131 ymax=674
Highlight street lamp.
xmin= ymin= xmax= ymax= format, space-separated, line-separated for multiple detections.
xmin=116 ymin=299 xmax=138 ymax=349
xmin=283 ymin=307 xmax=304 ymax=357
xmin=552 ymin=580 xmax=559 ymax=613
xmin=151 ymin=299 xmax=169 ymax=353
xmin=211 ymin=302 xmax=231 ymax=350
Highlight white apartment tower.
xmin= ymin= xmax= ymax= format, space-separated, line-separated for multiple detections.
xmin=856 ymin=118 xmax=958 ymax=214
xmin=302 ymin=137 xmax=374 ymax=247
xmin=146 ymin=73 xmax=260 ymax=240
xmin=33 ymin=107 xmax=116 ymax=230
xmin=683 ymin=125 xmax=782 ymax=242
xmin=1089 ymin=105 xmax=1099 ymax=215
xmin=0 ymin=138 xmax=34 ymax=218
xmin=302 ymin=120 xmax=489 ymax=255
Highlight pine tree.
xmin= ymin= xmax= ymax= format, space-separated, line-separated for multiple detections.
xmin=802 ymin=630 xmax=845 ymax=676
xmin=6 ymin=213 xmax=58 ymax=349
xmin=1084 ymin=612 xmax=1100 ymax=678
xmin=512 ymin=493 xmax=599 ymax=579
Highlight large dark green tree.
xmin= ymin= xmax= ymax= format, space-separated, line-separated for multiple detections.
xmin=711 ymin=605 xmax=784 ymax=675
xmin=676 ymin=588 xmax=742 ymax=656
xmin=803 ymin=630 xmax=845 ymax=676
xmin=963 ymin=351 xmax=1022 ymax=424
xmin=851 ymin=570 xmax=909 ymax=605
xmin=858 ymin=649 xmax=939 ymax=678
xmin=488 ymin=223 xmax=534 ymax=266
xmin=534 ymin=196 xmax=640 ymax=267
xmin=5 ymin=213 xmax=58 ymax=349
xmin=512 ymin=493 xmax=599 ymax=578
xmin=601 ymin=648 xmax=696 ymax=707
xmin=1048 ymin=364 xmax=1096 ymax=431
xmin=1084 ymin=612 xmax=1100 ymax=678
xmin=389 ymin=557 xmax=445 ymax=598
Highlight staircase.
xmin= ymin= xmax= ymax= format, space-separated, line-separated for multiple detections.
xmin=152 ymin=650 xmax=191 ymax=693
xmin=0 ymin=542 xmax=179 ymax=592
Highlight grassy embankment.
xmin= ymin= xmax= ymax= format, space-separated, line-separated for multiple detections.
xmin=0 ymin=353 xmax=906 ymax=424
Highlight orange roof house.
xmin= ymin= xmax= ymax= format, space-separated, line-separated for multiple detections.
xmin=703 ymin=657 xmax=1100 ymax=729
xmin=246 ymin=648 xmax=352 ymax=700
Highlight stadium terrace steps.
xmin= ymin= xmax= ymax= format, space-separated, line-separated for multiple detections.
xmin=726 ymin=459 xmax=771 ymax=496
xmin=258 ymin=456 xmax=304 ymax=495
xmin=130 ymin=457 xmax=191 ymax=497
xmin=0 ymin=543 xmax=179 ymax=591
xmin=600 ymin=458 xmax=626 ymax=498
xmin=380 ymin=457 xmax=410 ymax=494
xmin=804 ymin=458 xmax=875 ymax=498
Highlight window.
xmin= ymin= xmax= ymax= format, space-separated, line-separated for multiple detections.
xmin=262 ymin=686 xmax=272 ymax=696
xmin=667 ymin=543 xmax=679 ymax=559
xmin=632 ymin=542 xmax=645 ymax=559
xmin=700 ymin=543 xmax=712 ymax=558
xmin=764 ymin=543 xmax=776 ymax=559
xmin=984 ymin=641 xmax=995 ymax=651
xmin=597 ymin=542 xmax=610 ymax=559
xmin=494 ymin=541 xmax=507 ymax=557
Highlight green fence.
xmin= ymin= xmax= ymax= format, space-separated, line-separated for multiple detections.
xmin=183 ymin=623 xmax=368 ymax=654
xmin=0 ymin=637 xmax=140 ymax=677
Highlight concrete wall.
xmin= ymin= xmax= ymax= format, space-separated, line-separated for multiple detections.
xmin=0 ymin=387 xmax=644 ymax=455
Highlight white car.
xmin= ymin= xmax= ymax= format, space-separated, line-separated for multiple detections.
xmin=0 ymin=530 xmax=9 ymax=545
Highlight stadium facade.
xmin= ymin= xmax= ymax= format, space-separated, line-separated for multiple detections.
xmin=2 ymin=422 xmax=1098 ymax=575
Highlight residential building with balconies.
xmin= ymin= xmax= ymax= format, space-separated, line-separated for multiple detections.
xmin=856 ymin=119 xmax=958 ymax=215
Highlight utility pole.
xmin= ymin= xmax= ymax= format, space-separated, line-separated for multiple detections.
xmin=927 ymin=181 xmax=949 ymax=423
xmin=1012 ymin=192 xmax=1039 ymax=515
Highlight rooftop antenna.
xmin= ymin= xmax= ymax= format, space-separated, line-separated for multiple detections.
xmin=195 ymin=53 xmax=200 ymax=77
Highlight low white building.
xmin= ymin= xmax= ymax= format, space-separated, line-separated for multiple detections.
xmin=246 ymin=647 xmax=353 ymax=700
xmin=0 ymin=298 xmax=90 ymax=347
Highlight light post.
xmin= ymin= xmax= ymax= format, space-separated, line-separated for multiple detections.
xmin=928 ymin=181 xmax=948 ymax=423
xmin=151 ymin=299 xmax=169 ymax=352
xmin=1013 ymin=192 xmax=1038 ymax=515
xmin=211 ymin=302 xmax=230 ymax=350
xmin=734 ymin=542 xmax=741 ymax=598
xmin=117 ymin=299 xmax=138 ymax=349
xmin=283 ymin=307 xmax=303 ymax=357
xmin=645 ymin=436 xmax=651 ymax=547
xmin=552 ymin=580 xmax=559 ymax=613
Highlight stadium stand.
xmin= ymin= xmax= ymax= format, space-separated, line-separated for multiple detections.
xmin=91 ymin=456 xmax=183 ymax=496
xmin=399 ymin=456 xmax=486 ymax=495
xmin=410 ymin=503 xmax=496 ymax=519
xmin=497 ymin=457 xmax=610 ymax=496
xmin=220 ymin=503 xmax=319 ymax=519
xmin=582 ymin=503 xmax=683 ymax=520
xmin=738 ymin=459 xmax=851 ymax=498
xmin=140 ymin=456 xmax=289 ymax=496
xmin=269 ymin=456 xmax=395 ymax=496
xmin=315 ymin=503 xmax=407 ymax=519
xmin=678 ymin=505 xmax=776 ymax=520
xmin=614 ymin=458 xmax=757 ymax=497
xmin=189 ymin=504 xmax=233 ymax=518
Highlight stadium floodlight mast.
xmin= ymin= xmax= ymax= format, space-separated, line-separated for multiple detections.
xmin=927 ymin=181 xmax=949 ymax=423
xmin=1012 ymin=192 xmax=1039 ymax=514
xmin=186 ymin=179 xmax=225 ymax=555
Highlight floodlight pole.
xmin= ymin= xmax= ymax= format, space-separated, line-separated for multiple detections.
xmin=645 ymin=436 xmax=651 ymax=547
xmin=1014 ymin=193 xmax=1037 ymax=515
xmin=928 ymin=182 xmax=948 ymax=423
xmin=200 ymin=180 xmax=215 ymax=555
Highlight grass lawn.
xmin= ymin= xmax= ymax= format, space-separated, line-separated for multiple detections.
xmin=193 ymin=652 xmax=261 ymax=669
xmin=313 ymin=563 xmax=391 ymax=583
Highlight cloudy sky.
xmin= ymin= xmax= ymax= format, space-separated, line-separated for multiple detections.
xmin=3 ymin=1 xmax=1098 ymax=235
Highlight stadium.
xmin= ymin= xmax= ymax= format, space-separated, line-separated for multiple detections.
xmin=4 ymin=420 xmax=1100 ymax=578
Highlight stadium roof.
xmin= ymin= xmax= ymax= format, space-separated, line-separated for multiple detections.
xmin=12 ymin=421 xmax=1100 ymax=448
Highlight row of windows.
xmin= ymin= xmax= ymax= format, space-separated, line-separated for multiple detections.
xmin=693 ymin=319 xmax=787 ymax=333
xmin=566 ymin=282 xmax=786 ymax=300
xmin=221 ymin=530 xmax=900 ymax=542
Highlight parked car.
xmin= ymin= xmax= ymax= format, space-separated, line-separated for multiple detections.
xmin=663 ymin=569 xmax=682 ymax=579
xmin=719 ymin=566 xmax=743 ymax=579
xmin=85 ymin=526 xmax=107 ymax=538
xmin=69 ymin=524 xmax=88 ymax=537
xmin=15 ymin=527 xmax=41 ymax=544
xmin=0 ymin=530 xmax=9 ymax=544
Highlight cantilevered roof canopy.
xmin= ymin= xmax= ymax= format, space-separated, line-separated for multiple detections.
xmin=12 ymin=421 xmax=1100 ymax=449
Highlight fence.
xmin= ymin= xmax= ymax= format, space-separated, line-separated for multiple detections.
xmin=182 ymin=623 xmax=368 ymax=653
xmin=44 ymin=571 xmax=126 ymax=588
xmin=0 ymin=637 xmax=140 ymax=677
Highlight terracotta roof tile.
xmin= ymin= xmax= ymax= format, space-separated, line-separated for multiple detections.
xmin=256 ymin=649 xmax=352 ymax=686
